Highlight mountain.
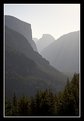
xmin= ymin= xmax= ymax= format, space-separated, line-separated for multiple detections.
xmin=35 ymin=34 xmax=55 ymax=53
xmin=41 ymin=31 xmax=79 ymax=76
xmin=5 ymin=15 xmax=37 ymax=52
xmin=5 ymin=16 xmax=67 ymax=98
xmin=33 ymin=38 xmax=39 ymax=43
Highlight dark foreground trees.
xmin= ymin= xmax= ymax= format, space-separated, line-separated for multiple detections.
xmin=55 ymin=74 xmax=79 ymax=116
xmin=5 ymin=74 xmax=79 ymax=116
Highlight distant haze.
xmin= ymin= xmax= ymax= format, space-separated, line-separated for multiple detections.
xmin=41 ymin=31 xmax=79 ymax=77
xmin=4 ymin=4 xmax=80 ymax=40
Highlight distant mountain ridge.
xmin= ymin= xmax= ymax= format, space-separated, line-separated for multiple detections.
xmin=5 ymin=16 xmax=67 ymax=98
xmin=41 ymin=31 xmax=79 ymax=76
xmin=34 ymin=34 xmax=55 ymax=53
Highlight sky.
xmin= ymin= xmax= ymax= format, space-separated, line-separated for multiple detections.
xmin=4 ymin=4 xmax=80 ymax=42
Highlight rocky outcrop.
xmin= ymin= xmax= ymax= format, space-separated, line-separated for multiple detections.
xmin=5 ymin=15 xmax=37 ymax=51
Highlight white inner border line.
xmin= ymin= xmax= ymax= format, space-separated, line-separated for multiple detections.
xmin=3 ymin=3 xmax=81 ymax=118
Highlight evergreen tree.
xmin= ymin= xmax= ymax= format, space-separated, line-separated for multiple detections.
xmin=12 ymin=93 xmax=18 ymax=115
xmin=18 ymin=96 xmax=30 ymax=116
xmin=5 ymin=99 xmax=12 ymax=116
xmin=5 ymin=73 xmax=79 ymax=116
xmin=30 ymin=97 xmax=36 ymax=115
xmin=56 ymin=74 xmax=79 ymax=116
xmin=34 ymin=90 xmax=42 ymax=115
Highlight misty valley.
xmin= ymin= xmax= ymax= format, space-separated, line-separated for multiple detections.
xmin=5 ymin=15 xmax=80 ymax=116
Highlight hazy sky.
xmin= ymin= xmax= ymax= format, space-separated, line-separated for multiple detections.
xmin=4 ymin=4 xmax=80 ymax=41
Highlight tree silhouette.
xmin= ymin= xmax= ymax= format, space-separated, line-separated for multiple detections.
xmin=5 ymin=74 xmax=79 ymax=116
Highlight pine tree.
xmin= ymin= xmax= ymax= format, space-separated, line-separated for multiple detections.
xmin=5 ymin=99 xmax=12 ymax=116
xmin=12 ymin=93 xmax=18 ymax=115
xmin=18 ymin=96 xmax=30 ymax=116
xmin=55 ymin=74 xmax=79 ymax=116
xmin=5 ymin=74 xmax=79 ymax=116
xmin=30 ymin=97 xmax=36 ymax=115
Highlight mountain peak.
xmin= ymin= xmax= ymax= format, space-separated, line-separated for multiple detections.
xmin=5 ymin=15 xmax=31 ymax=26
xmin=36 ymin=34 xmax=55 ymax=53
xmin=41 ymin=31 xmax=79 ymax=77
xmin=5 ymin=15 xmax=37 ymax=51
xmin=42 ymin=34 xmax=55 ymax=40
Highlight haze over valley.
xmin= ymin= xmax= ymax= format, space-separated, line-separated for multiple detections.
xmin=5 ymin=15 xmax=67 ymax=97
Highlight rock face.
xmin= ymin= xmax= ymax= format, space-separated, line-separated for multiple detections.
xmin=33 ymin=38 xmax=39 ymax=43
xmin=5 ymin=16 xmax=67 ymax=98
xmin=41 ymin=31 xmax=80 ymax=77
xmin=35 ymin=34 xmax=55 ymax=53
xmin=5 ymin=15 xmax=37 ymax=51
